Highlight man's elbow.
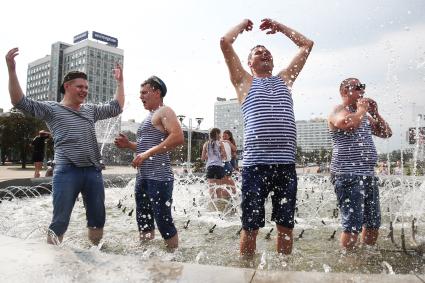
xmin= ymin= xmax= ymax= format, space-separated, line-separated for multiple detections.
xmin=220 ymin=37 xmax=232 ymax=51
xmin=176 ymin=133 xmax=185 ymax=146
xmin=303 ymin=40 xmax=314 ymax=53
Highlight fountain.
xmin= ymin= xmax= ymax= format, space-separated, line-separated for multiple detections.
xmin=1 ymin=171 xmax=424 ymax=277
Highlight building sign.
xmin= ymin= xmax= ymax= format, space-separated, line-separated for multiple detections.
xmin=73 ymin=31 xmax=89 ymax=43
xmin=92 ymin=31 xmax=118 ymax=47
xmin=408 ymin=127 xmax=425 ymax=145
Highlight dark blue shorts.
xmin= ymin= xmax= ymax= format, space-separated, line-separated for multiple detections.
xmin=332 ymin=174 xmax=381 ymax=233
xmin=49 ymin=164 xmax=105 ymax=236
xmin=135 ymin=178 xmax=177 ymax=240
xmin=241 ymin=164 xmax=297 ymax=230
xmin=223 ymin=161 xmax=234 ymax=176
xmin=206 ymin=165 xmax=225 ymax=179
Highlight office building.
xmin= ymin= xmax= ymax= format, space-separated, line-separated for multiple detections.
xmin=296 ymin=118 xmax=332 ymax=152
xmin=25 ymin=31 xmax=124 ymax=144
xmin=214 ymin=98 xmax=244 ymax=151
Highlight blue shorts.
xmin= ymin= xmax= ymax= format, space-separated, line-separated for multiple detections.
xmin=332 ymin=174 xmax=381 ymax=233
xmin=223 ymin=161 xmax=233 ymax=176
xmin=206 ymin=165 xmax=225 ymax=179
xmin=241 ymin=164 xmax=297 ymax=230
xmin=135 ymin=179 xmax=177 ymax=240
xmin=49 ymin=164 xmax=105 ymax=236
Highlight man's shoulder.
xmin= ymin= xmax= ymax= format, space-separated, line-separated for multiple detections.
xmin=331 ymin=104 xmax=346 ymax=114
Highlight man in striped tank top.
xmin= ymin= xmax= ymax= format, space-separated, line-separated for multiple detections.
xmin=114 ymin=76 xmax=184 ymax=249
xmin=328 ymin=78 xmax=392 ymax=250
xmin=220 ymin=19 xmax=314 ymax=256
xmin=6 ymin=48 xmax=124 ymax=245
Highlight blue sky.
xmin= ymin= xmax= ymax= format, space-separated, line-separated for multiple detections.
xmin=1 ymin=0 xmax=425 ymax=152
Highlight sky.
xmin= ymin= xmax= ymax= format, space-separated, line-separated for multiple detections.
xmin=1 ymin=0 xmax=425 ymax=153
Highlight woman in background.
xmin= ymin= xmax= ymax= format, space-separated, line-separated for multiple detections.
xmin=223 ymin=130 xmax=238 ymax=171
xmin=201 ymin=128 xmax=227 ymax=198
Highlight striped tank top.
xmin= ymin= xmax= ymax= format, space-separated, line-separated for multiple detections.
xmin=136 ymin=111 xmax=173 ymax=182
xmin=330 ymin=110 xmax=377 ymax=176
xmin=241 ymin=76 xmax=296 ymax=166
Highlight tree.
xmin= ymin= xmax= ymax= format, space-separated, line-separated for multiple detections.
xmin=0 ymin=109 xmax=47 ymax=168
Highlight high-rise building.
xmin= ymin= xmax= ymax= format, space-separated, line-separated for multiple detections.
xmin=27 ymin=31 xmax=123 ymax=104
xmin=25 ymin=31 xmax=124 ymax=144
xmin=214 ymin=98 xmax=244 ymax=151
xmin=296 ymin=118 xmax=332 ymax=152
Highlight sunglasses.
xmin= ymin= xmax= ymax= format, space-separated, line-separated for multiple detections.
xmin=346 ymin=83 xmax=366 ymax=91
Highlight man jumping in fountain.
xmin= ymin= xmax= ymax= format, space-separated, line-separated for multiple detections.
xmin=114 ymin=76 xmax=184 ymax=249
xmin=220 ymin=19 xmax=314 ymax=256
xmin=328 ymin=78 xmax=392 ymax=250
xmin=5 ymin=48 xmax=125 ymax=245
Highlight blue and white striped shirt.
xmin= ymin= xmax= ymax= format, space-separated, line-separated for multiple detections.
xmin=330 ymin=112 xmax=377 ymax=176
xmin=136 ymin=111 xmax=173 ymax=182
xmin=241 ymin=76 xmax=296 ymax=166
xmin=16 ymin=96 xmax=122 ymax=168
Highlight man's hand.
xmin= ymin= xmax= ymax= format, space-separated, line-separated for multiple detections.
xmin=240 ymin=19 xmax=253 ymax=34
xmin=5 ymin=48 xmax=19 ymax=72
xmin=356 ymin=98 xmax=370 ymax=113
xmin=132 ymin=152 xmax=149 ymax=168
xmin=114 ymin=133 xmax=130 ymax=149
xmin=364 ymin=98 xmax=378 ymax=116
xmin=259 ymin=18 xmax=280 ymax=34
xmin=113 ymin=63 xmax=123 ymax=83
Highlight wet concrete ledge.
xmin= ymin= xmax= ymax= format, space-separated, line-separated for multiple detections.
xmin=0 ymin=235 xmax=423 ymax=283
xmin=0 ymin=174 xmax=135 ymax=198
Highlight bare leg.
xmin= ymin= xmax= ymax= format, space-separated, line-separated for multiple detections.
xmin=208 ymin=179 xmax=221 ymax=198
xmin=47 ymin=233 xmax=63 ymax=245
xmin=340 ymin=231 xmax=359 ymax=250
xmin=222 ymin=176 xmax=236 ymax=194
xmin=361 ymin=227 xmax=379 ymax=246
xmin=276 ymin=225 xmax=293 ymax=255
xmin=88 ymin=227 xmax=103 ymax=245
xmin=140 ymin=230 xmax=155 ymax=242
xmin=34 ymin=162 xmax=42 ymax=178
xmin=240 ymin=229 xmax=258 ymax=258
xmin=165 ymin=233 xmax=179 ymax=250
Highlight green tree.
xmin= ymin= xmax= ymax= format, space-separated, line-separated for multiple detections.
xmin=0 ymin=109 xmax=47 ymax=168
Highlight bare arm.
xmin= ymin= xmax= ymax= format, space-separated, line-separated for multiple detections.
xmin=329 ymin=100 xmax=369 ymax=132
xmin=220 ymin=19 xmax=253 ymax=104
xmin=113 ymin=64 xmax=125 ymax=110
xmin=259 ymin=19 xmax=314 ymax=87
xmin=201 ymin=142 xmax=208 ymax=161
xmin=366 ymin=99 xmax=392 ymax=138
xmin=114 ymin=133 xmax=137 ymax=151
xmin=5 ymin=48 xmax=24 ymax=105
xmin=132 ymin=107 xmax=184 ymax=167
xmin=219 ymin=142 xmax=227 ymax=160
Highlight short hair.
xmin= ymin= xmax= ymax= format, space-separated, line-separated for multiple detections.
xmin=339 ymin=77 xmax=358 ymax=93
xmin=141 ymin=76 xmax=167 ymax=97
xmin=247 ymin=45 xmax=267 ymax=63
xmin=60 ymin=71 xmax=87 ymax=94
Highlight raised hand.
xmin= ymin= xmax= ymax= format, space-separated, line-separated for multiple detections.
xmin=364 ymin=98 xmax=378 ymax=116
xmin=356 ymin=98 xmax=370 ymax=112
xmin=113 ymin=63 xmax=123 ymax=83
xmin=259 ymin=18 xmax=280 ymax=34
xmin=5 ymin=48 xmax=19 ymax=72
xmin=241 ymin=19 xmax=254 ymax=33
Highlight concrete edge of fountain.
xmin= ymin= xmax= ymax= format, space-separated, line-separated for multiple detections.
xmin=0 ymin=235 xmax=423 ymax=283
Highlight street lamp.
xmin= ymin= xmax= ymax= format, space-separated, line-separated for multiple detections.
xmin=177 ymin=115 xmax=203 ymax=173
